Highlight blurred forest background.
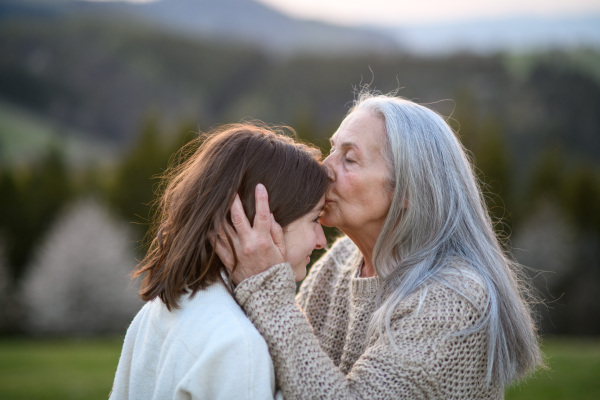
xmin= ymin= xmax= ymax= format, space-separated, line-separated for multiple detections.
xmin=0 ymin=0 xmax=599 ymax=341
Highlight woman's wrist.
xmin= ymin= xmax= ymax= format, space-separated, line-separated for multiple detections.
xmin=234 ymin=263 xmax=294 ymax=308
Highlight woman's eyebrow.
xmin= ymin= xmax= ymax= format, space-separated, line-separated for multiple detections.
xmin=339 ymin=142 xmax=357 ymax=151
xmin=330 ymin=136 xmax=357 ymax=150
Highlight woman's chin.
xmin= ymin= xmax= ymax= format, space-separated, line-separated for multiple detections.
xmin=319 ymin=213 xmax=338 ymax=228
xmin=320 ymin=219 xmax=335 ymax=228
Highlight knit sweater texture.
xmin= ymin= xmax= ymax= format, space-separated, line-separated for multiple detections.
xmin=110 ymin=280 xmax=279 ymax=400
xmin=235 ymin=236 xmax=503 ymax=399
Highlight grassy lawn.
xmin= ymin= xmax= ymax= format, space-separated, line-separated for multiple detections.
xmin=0 ymin=337 xmax=123 ymax=400
xmin=506 ymin=337 xmax=600 ymax=400
xmin=0 ymin=336 xmax=598 ymax=399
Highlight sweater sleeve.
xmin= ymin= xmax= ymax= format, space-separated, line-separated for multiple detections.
xmin=234 ymin=263 xmax=496 ymax=400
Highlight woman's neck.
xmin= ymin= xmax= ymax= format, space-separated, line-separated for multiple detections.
xmin=360 ymin=261 xmax=377 ymax=277
xmin=343 ymin=229 xmax=379 ymax=277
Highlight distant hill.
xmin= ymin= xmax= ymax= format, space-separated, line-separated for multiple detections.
xmin=1 ymin=0 xmax=599 ymax=168
xmin=0 ymin=0 xmax=401 ymax=56
xmin=384 ymin=14 xmax=600 ymax=55
xmin=2 ymin=1 xmax=600 ymax=56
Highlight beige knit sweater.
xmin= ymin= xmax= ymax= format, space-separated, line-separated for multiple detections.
xmin=235 ymin=236 xmax=503 ymax=399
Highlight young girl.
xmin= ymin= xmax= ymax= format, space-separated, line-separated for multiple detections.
xmin=110 ymin=123 xmax=329 ymax=399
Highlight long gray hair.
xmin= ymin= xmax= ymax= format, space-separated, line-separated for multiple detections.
xmin=354 ymin=92 xmax=543 ymax=385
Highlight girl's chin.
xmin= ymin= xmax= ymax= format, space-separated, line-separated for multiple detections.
xmin=294 ymin=271 xmax=307 ymax=282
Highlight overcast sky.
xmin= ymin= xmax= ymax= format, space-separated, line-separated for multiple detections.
xmin=255 ymin=0 xmax=600 ymax=25
xmin=90 ymin=0 xmax=600 ymax=26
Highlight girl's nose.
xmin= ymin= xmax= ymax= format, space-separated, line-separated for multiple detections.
xmin=315 ymin=225 xmax=327 ymax=250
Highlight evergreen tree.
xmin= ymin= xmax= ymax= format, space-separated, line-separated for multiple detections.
xmin=108 ymin=116 xmax=170 ymax=237
xmin=0 ymin=147 xmax=72 ymax=282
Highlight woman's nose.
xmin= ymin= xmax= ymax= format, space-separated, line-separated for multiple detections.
xmin=322 ymin=158 xmax=335 ymax=182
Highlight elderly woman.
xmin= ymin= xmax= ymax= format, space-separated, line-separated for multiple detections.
xmin=215 ymin=93 xmax=543 ymax=399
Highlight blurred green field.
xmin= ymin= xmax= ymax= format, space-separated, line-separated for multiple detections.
xmin=0 ymin=336 xmax=598 ymax=399
xmin=0 ymin=337 xmax=123 ymax=400
xmin=506 ymin=337 xmax=600 ymax=400
xmin=0 ymin=101 xmax=116 ymax=168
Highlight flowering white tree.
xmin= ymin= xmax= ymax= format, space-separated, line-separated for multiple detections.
xmin=510 ymin=200 xmax=600 ymax=334
xmin=511 ymin=201 xmax=576 ymax=289
xmin=22 ymin=199 xmax=143 ymax=336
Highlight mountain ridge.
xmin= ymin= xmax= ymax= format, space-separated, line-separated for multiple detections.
xmin=0 ymin=0 xmax=401 ymax=56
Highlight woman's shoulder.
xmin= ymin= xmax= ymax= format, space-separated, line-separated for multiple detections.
xmin=393 ymin=265 xmax=489 ymax=329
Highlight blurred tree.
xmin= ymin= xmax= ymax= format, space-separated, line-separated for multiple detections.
xmin=526 ymin=146 xmax=565 ymax=203
xmin=511 ymin=201 xmax=577 ymax=335
xmin=472 ymin=117 xmax=512 ymax=235
xmin=525 ymin=148 xmax=600 ymax=236
xmin=528 ymin=62 xmax=600 ymax=164
xmin=0 ymin=170 xmax=20 ymax=269
xmin=515 ymin=148 xmax=600 ymax=335
xmin=107 ymin=117 xmax=202 ymax=255
xmin=107 ymin=116 xmax=170 ymax=237
xmin=560 ymin=163 xmax=600 ymax=234
xmin=0 ymin=238 xmax=9 ymax=332
xmin=0 ymin=147 xmax=72 ymax=282
xmin=453 ymin=92 xmax=513 ymax=236
xmin=22 ymin=199 xmax=142 ymax=336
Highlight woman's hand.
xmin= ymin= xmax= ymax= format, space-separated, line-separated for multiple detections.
xmin=213 ymin=184 xmax=286 ymax=285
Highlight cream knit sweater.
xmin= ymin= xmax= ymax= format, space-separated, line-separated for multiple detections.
xmin=235 ymin=237 xmax=503 ymax=399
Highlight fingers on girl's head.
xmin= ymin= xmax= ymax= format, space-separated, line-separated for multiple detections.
xmin=253 ymin=183 xmax=272 ymax=231
xmin=230 ymin=193 xmax=251 ymax=231
xmin=213 ymin=236 xmax=234 ymax=267
xmin=207 ymin=230 xmax=217 ymax=246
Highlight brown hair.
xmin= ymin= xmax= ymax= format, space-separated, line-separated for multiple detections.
xmin=133 ymin=122 xmax=329 ymax=309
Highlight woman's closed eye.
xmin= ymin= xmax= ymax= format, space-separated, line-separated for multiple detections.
xmin=343 ymin=151 xmax=357 ymax=164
